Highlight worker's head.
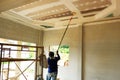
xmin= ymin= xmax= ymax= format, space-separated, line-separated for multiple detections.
xmin=49 ymin=51 xmax=54 ymax=58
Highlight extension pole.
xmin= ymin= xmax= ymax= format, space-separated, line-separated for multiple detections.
xmin=57 ymin=16 xmax=73 ymax=51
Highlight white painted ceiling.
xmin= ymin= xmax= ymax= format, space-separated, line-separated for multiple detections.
xmin=0 ymin=0 xmax=120 ymax=30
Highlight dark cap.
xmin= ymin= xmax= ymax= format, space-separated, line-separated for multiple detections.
xmin=49 ymin=51 xmax=54 ymax=57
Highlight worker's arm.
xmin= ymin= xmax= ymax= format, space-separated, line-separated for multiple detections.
xmin=56 ymin=50 xmax=60 ymax=60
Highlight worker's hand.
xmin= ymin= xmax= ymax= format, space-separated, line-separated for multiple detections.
xmin=56 ymin=50 xmax=59 ymax=54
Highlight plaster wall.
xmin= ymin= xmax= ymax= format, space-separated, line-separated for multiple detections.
xmin=43 ymin=27 xmax=82 ymax=80
xmin=43 ymin=19 xmax=120 ymax=80
xmin=0 ymin=17 xmax=43 ymax=44
xmin=1 ymin=16 xmax=120 ymax=80
xmin=83 ymin=20 xmax=120 ymax=80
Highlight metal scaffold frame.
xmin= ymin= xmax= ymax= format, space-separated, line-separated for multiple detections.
xmin=0 ymin=43 xmax=44 ymax=80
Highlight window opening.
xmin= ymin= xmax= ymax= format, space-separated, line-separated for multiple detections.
xmin=50 ymin=45 xmax=69 ymax=67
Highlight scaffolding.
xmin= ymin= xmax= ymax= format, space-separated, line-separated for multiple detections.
xmin=0 ymin=43 xmax=44 ymax=80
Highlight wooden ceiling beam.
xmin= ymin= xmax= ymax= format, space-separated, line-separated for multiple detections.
xmin=0 ymin=0 xmax=38 ymax=12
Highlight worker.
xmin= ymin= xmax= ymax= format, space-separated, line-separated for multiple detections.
xmin=46 ymin=51 xmax=60 ymax=80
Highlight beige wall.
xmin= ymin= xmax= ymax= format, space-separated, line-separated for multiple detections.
xmin=44 ymin=19 xmax=120 ymax=80
xmin=0 ymin=17 xmax=43 ymax=44
xmin=43 ymin=27 xmax=82 ymax=80
xmin=0 ymin=17 xmax=43 ymax=79
xmin=1 ymin=16 xmax=120 ymax=80
xmin=83 ymin=20 xmax=120 ymax=80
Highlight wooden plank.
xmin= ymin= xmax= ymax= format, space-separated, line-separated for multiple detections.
xmin=0 ymin=0 xmax=38 ymax=12
xmin=0 ymin=43 xmax=43 ymax=48
xmin=1 ymin=58 xmax=40 ymax=62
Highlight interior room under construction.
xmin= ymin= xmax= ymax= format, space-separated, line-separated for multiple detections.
xmin=0 ymin=0 xmax=120 ymax=80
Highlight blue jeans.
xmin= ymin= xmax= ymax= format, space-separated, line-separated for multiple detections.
xmin=46 ymin=72 xmax=57 ymax=80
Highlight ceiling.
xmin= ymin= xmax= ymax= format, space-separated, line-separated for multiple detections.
xmin=0 ymin=0 xmax=120 ymax=30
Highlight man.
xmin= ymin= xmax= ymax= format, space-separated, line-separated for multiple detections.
xmin=46 ymin=51 xmax=60 ymax=80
